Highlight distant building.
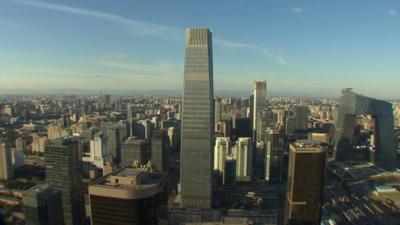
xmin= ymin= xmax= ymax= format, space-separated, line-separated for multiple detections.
xmin=235 ymin=137 xmax=253 ymax=182
xmin=23 ymin=185 xmax=63 ymax=225
xmin=294 ymin=106 xmax=310 ymax=130
xmin=308 ymin=132 xmax=330 ymax=145
xmin=0 ymin=139 xmax=13 ymax=181
xmin=89 ymin=132 xmax=111 ymax=168
xmin=180 ymin=28 xmax=214 ymax=208
xmin=88 ymin=167 xmax=167 ymax=225
xmin=253 ymin=80 xmax=267 ymax=142
xmin=45 ymin=137 xmax=85 ymax=225
xmin=151 ymin=129 xmax=169 ymax=172
xmin=284 ymin=140 xmax=327 ymax=225
xmin=120 ymin=137 xmax=146 ymax=167
xmin=30 ymin=134 xmax=47 ymax=153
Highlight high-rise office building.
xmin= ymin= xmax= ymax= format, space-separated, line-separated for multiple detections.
xmin=213 ymin=137 xmax=230 ymax=175
xmin=45 ymin=137 xmax=85 ymax=225
xmin=89 ymin=167 xmax=167 ymax=225
xmin=264 ymin=127 xmax=283 ymax=181
xmin=284 ymin=140 xmax=327 ymax=225
xmin=214 ymin=97 xmax=222 ymax=131
xmin=151 ymin=129 xmax=169 ymax=172
xmin=253 ymin=81 xmax=267 ymax=142
xmin=334 ymin=89 xmax=398 ymax=169
xmin=180 ymin=28 xmax=214 ymax=208
xmin=235 ymin=137 xmax=253 ymax=182
xmin=89 ymin=132 xmax=111 ymax=169
xmin=120 ymin=137 xmax=146 ymax=167
xmin=294 ymin=106 xmax=310 ymax=130
xmin=100 ymin=123 xmax=119 ymax=162
xmin=0 ymin=139 xmax=13 ymax=181
xmin=23 ymin=185 xmax=63 ymax=225
xmin=127 ymin=103 xmax=134 ymax=137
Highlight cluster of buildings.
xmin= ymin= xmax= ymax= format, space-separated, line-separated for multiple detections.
xmin=0 ymin=28 xmax=399 ymax=225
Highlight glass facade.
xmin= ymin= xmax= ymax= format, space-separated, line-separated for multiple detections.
xmin=334 ymin=89 xmax=398 ymax=169
xmin=180 ymin=28 xmax=214 ymax=208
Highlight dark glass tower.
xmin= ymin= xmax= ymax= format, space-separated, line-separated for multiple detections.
xmin=284 ymin=140 xmax=327 ymax=225
xmin=151 ymin=129 xmax=169 ymax=172
xmin=44 ymin=137 xmax=85 ymax=225
xmin=180 ymin=28 xmax=214 ymax=208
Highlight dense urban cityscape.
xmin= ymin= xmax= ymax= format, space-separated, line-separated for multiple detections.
xmin=1 ymin=1 xmax=400 ymax=225
xmin=0 ymin=27 xmax=399 ymax=225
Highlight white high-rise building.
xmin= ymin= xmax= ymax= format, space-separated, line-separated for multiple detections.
xmin=89 ymin=133 xmax=111 ymax=169
xmin=0 ymin=139 xmax=13 ymax=181
xmin=235 ymin=137 xmax=253 ymax=181
xmin=213 ymin=137 xmax=230 ymax=174
xmin=253 ymin=81 xmax=267 ymax=142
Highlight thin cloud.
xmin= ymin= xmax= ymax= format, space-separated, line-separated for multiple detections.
xmin=98 ymin=55 xmax=182 ymax=76
xmin=10 ymin=0 xmax=286 ymax=65
xmin=214 ymin=38 xmax=256 ymax=49
xmin=388 ymin=9 xmax=397 ymax=16
xmin=10 ymin=0 xmax=183 ymax=39
xmin=101 ymin=54 xmax=129 ymax=60
xmin=291 ymin=7 xmax=303 ymax=13
xmin=262 ymin=49 xmax=287 ymax=65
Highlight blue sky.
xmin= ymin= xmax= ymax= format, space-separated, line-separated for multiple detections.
xmin=0 ymin=0 xmax=399 ymax=98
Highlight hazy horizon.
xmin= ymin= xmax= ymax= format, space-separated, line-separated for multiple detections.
xmin=1 ymin=0 xmax=400 ymax=99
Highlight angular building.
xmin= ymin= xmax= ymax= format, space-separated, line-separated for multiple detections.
xmin=23 ymin=185 xmax=63 ymax=225
xmin=89 ymin=167 xmax=167 ymax=225
xmin=44 ymin=137 xmax=85 ymax=225
xmin=0 ymin=139 xmax=13 ymax=181
xmin=284 ymin=140 xmax=327 ymax=225
xmin=253 ymin=81 xmax=267 ymax=142
xmin=180 ymin=28 xmax=214 ymax=208
xmin=334 ymin=89 xmax=398 ymax=169
xmin=151 ymin=129 xmax=169 ymax=172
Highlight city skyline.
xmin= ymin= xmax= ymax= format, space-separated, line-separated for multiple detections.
xmin=1 ymin=0 xmax=400 ymax=98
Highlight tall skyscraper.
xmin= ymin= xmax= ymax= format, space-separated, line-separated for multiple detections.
xmin=284 ymin=140 xmax=327 ymax=225
xmin=214 ymin=97 xmax=222 ymax=131
xmin=180 ymin=28 xmax=214 ymax=208
xmin=235 ymin=137 xmax=253 ymax=182
xmin=127 ymin=103 xmax=134 ymax=137
xmin=213 ymin=137 xmax=230 ymax=175
xmin=264 ymin=127 xmax=283 ymax=181
xmin=0 ymin=139 xmax=13 ymax=181
xmin=151 ymin=129 xmax=169 ymax=172
xmin=23 ymin=185 xmax=63 ymax=225
xmin=45 ymin=137 xmax=85 ymax=225
xmin=253 ymin=81 xmax=267 ymax=142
